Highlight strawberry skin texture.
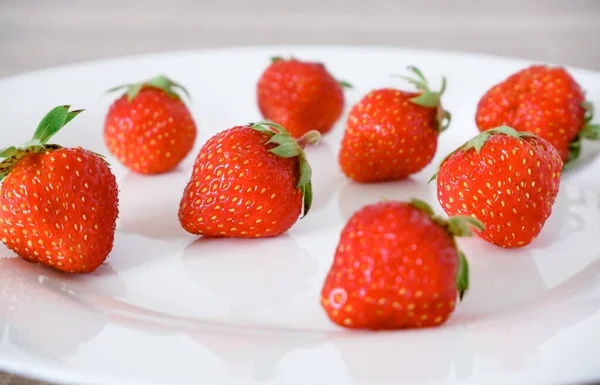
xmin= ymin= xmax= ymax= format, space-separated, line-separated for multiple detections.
xmin=321 ymin=201 xmax=460 ymax=330
xmin=257 ymin=59 xmax=345 ymax=138
xmin=179 ymin=126 xmax=302 ymax=238
xmin=339 ymin=88 xmax=439 ymax=182
xmin=104 ymin=87 xmax=197 ymax=174
xmin=476 ymin=65 xmax=586 ymax=162
xmin=0 ymin=148 xmax=119 ymax=273
xmin=436 ymin=134 xmax=562 ymax=248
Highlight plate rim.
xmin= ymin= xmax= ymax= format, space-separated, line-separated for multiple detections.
xmin=2 ymin=44 xmax=600 ymax=85
xmin=1 ymin=43 xmax=600 ymax=385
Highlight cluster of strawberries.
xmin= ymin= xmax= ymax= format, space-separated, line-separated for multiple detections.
xmin=0 ymin=56 xmax=598 ymax=332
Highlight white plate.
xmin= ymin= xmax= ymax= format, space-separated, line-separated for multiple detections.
xmin=1 ymin=45 xmax=600 ymax=385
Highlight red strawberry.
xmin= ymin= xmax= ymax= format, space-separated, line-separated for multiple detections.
xmin=339 ymin=66 xmax=451 ymax=183
xmin=0 ymin=106 xmax=119 ymax=273
xmin=257 ymin=57 xmax=348 ymax=138
xmin=475 ymin=65 xmax=600 ymax=164
xmin=320 ymin=198 xmax=482 ymax=330
xmin=432 ymin=126 xmax=563 ymax=248
xmin=178 ymin=121 xmax=319 ymax=238
xmin=104 ymin=74 xmax=197 ymax=174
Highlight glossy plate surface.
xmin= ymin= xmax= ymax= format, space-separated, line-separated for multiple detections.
xmin=1 ymin=45 xmax=599 ymax=385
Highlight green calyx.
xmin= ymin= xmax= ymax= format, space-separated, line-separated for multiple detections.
xmin=394 ymin=66 xmax=451 ymax=132
xmin=568 ymin=100 xmax=600 ymax=165
xmin=107 ymin=74 xmax=191 ymax=103
xmin=429 ymin=125 xmax=536 ymax=183
xmin=409 ymin=198 xmax=485 ymax=301
xmin=249 ymin=120 xmax=320 ymax=218
xmin=0 ymin=105 xmax=86 ymax=181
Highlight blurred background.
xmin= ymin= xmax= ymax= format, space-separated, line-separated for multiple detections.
xmin=1 ymin=0 xmax=599 ymax=384
xmin=0 ymin=0 xmax=599 ymax=78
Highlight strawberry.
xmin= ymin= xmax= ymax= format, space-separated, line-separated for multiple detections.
xmin=0 ymin=106 xmax=119 ymax=273
xmin=320 ymin=198 xmax=482 ymax=330
xmin=339 ymin=66 xmax=451 ymax=183
xmin=256 ymin=57 xmax=349 ymax=138
xmin=178 ymin=121 xmax=319 ymax=238
xmin=104 ymin=74 xmax=197 ymax=174
xmin=475 ymin=65 xmax=600 ymax=164
xmin=431 ymin=126 xmax=563 ymax=248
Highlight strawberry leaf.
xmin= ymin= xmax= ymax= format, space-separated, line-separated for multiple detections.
xmin=439 ymin=110 xmax=452 ymax=132
xmin=566 ymin=101 xmax=600 ymax=163
xmin=0 ymin=147 xmax=17 ymax=158
xmin=392 ymin=66 xmax=451 ymax=133
xmin=581 ymin=123 xmax=600 ymax=140
xmin=439 ymin=76 xmax=447 ymax=96
xmin=301 ymin=175 xmax=313 ymax=219
xmin=126 ymin=83 xmax=144 ymax=102
xmin=429 ymin=126 xmax=537 ymax=182
xmin=470 ymin=132 xmax=491 ymax=154
xmin=269 ymin=142 xmax=302 ymax=158
xmin=0 ymin=106 xmax=86 ymax=182
xmin=146 ymin=74 xmax=192 ymax=102
xmin=582 ymin=100 xmax=594 ymax=123
xmin=407 ymin=65 xmax=427 ymax=83
xmin=250 ymin=121 xmax=320 ymax=218
xmin=338 ymin=80 xmax=353 ymax=89
xmin=107 ymin=74 xmax=192 ymax=103
xmin=447 ymin=215 xmax=485 ymax=236
xmin=32 ymin=105 xmax=85 ymax=144
xmin=456 ymin=251 xmax=469 ymax=301
xmin=32 ymin=105 xmax=69 ymax=144
xmin=409 ymin=91 xmax=440 ymax=108
xmin=409 ymin=198 xmax=434 ymax=216
xmin=392 ymin=66 xmax=446 ymax=106
xmin=64 ymin=109 xmax=84 ymax=125
xmin=566 ymin=135 xmax=582 ymax=166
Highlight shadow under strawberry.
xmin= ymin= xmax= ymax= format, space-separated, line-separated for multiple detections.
xmin=181 ymin=234 xmax=318 ymax=313
xmin=105 ymin=230 xmax=186 ymax=273
xmin=338 ymin=177 xmax=431 ymax=221
xmin=328 ymin=330 xmax=460 ymax=383
xmin=304 ymin=140 xmax=342 ymax=212
xmin=457 ymin=258 xmax=600 ymax=377
xmin=0 ymin=257 xmax=108 ymax=359
xmin=449 ymin=235 xmax=600 ymax=374
xmin=528 ymin=185 xmax=594 ymax=249
xmin=453 ymin=242 xmax=549 ymax=321
xmin=189 ymin=328 xmax=325 ymax=382
xmin=116 ymin=169 xmax=192 ymax=240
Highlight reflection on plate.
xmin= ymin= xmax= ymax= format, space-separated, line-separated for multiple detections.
xmin=0 ymin=45 xmax=600 ymax=385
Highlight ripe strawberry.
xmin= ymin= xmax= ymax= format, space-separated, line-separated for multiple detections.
xmin=0 ymin=106 xmax=119 ymax=273
xmin=475 ymin=65 xmax=600 ymax=164
xmin=104 ymin=74 xmax=197 ymax=174
xmin=256 ymin=57 xmax=349 ymax=138
xmin=432 ymin=126 xmax=563 ymax=248
xmin=320 ymin=199 xmax=483 ymax=330
xmin=339 ymin=66 xmax=451 ymax=183
xmin=178 ymin=121 xmax=319 ymax=238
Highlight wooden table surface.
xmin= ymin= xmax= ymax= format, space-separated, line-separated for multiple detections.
xmin=1 ymin=0 xmax=599 ymax=384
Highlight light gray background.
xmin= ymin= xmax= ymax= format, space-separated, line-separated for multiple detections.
xmin=1 ymin=0 xmax=599 ymax=384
